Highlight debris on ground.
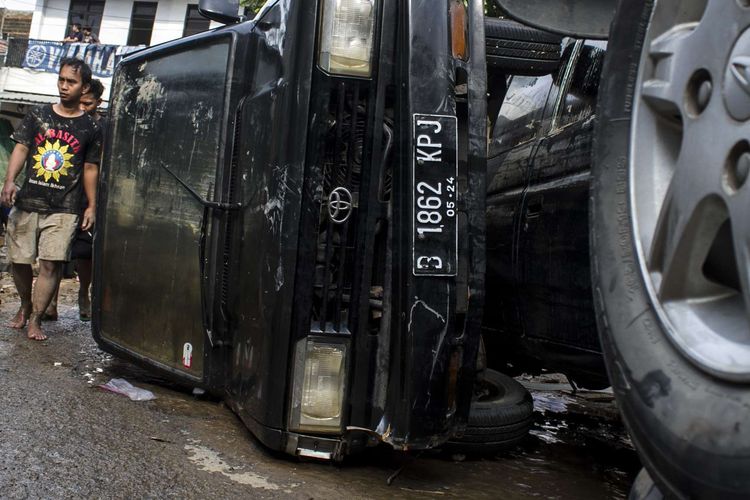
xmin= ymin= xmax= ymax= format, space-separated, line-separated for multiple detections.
xmin=99 ymin=378 xmax=156 ymax=401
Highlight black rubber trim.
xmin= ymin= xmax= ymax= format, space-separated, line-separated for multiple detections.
xmin=486 ymin=39 xmax=561 ymax=55
xmin=486 ymin=57 xmax=560 ymax=76
xmin=486 ymin=45 xmax=560 ymax=61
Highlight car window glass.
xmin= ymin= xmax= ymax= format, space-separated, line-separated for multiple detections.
xmin=490 ymin=74 xmax=553 ymax=153
xmin=556 ymin=40 xmax=607 ymax=129
xmin=545 ymin=39 xmax=578 ymax=118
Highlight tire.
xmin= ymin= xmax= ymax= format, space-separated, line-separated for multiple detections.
xmin=592 ymin=1 xmax=750 ymax=498
xmin=484 ymin=17 xmax=562 ymax=77
xmin=446 ymin=369 xmax=533 ymax=454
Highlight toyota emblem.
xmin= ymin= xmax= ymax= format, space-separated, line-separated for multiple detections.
xmin=328 ymin=187 xmax=353 ymax=224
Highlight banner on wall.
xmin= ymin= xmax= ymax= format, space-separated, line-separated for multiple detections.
xmin=22 ymin=40 xmax=144 ymax=78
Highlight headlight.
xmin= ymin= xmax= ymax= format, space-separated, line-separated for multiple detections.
xmin=289 ymin=338 xmax=348 ymax=433
xmin=318 ymin=0 xmax=376 ymax=78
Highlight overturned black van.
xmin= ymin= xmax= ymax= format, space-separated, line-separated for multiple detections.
xmin=92 ymin=0 xmax=487 ymax=460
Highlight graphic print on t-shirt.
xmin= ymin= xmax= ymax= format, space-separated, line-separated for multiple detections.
xmin=32 ymin=138 xmax=75 ymax=182
xmin=28 ymin=127 xmax=83 ymax=186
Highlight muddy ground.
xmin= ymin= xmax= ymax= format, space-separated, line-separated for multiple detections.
xmin=0 ymin=277 xmax=641 ymax=499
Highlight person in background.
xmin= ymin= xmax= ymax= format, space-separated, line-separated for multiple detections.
xmin=82 ymin=26 xmax=100 ymax=44
xmin=62 ymin=23 xmax=83 ymax=43
xmin=1 ymin=58 xmax=101 ymax=341
xmin=79 ymin=79 xmax=104 ymax=121
xmin=44 ymin=78 xmax=105 ymax=322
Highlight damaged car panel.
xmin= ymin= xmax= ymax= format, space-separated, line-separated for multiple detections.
xmin=484 ymin=38 xmax=608 ymax=388
xmin=93 ymin=0 xmax=486 ymax=459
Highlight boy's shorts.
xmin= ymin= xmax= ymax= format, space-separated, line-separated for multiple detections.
xmin=6 ymin=208 xmax=79 ymax=263
xmin=70 ymin=227 xmax=93 ymax=260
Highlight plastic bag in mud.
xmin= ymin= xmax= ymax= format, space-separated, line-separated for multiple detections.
xmin=99 ymin=378 xmax=156 ymax=401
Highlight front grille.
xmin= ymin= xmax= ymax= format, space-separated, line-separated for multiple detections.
xmin=311 ymin=82 xmax=367 ymax=333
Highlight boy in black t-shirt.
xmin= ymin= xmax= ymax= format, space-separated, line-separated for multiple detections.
xmin=1 ymin=58 xmax=101 ymax=341
xmin=44 ymin=78 xmax=105 ymax=322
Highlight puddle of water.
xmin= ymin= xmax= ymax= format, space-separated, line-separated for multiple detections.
xmin=529 ymin=388 xmax=633 ymax=452
xmin=184 ymin=441 xmax=284 ymax=490
xmin=532 ymin=390 xmax=574 ymax=414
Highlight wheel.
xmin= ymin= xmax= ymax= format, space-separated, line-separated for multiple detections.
xmin=484 ymin=17 xmax=562 ymax=77
xmin=446 ymin=369 xmax=533 ymax=454
xmin=592 ymin=0 xmax=750 ymax=497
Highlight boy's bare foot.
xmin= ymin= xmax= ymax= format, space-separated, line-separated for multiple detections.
xmin=9 ymin=306 xmax=30 ymax=329
xmin=27 ymin=313 xmax=47 ymax=341
xmin=79 ymin=293 xmax=91 ymax=322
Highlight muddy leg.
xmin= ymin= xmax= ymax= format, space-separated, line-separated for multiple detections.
xmin=9 ymin=263 xmax=32 ymax=328
xmin=28 ymin=259 xmax=62 ymax=340
xmin=44 ymin=285 xmax=60 ymax=321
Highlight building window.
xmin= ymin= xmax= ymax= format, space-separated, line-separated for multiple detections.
xmin=183 ymin=4 xmax=210 ymax=37
xmin=127 ymin=2 xmax=158 ymax=46
xmin=67 ymin=0 xmax=105 ymax=36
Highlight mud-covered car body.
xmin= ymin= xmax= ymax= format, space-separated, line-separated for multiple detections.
xmin=484 ymin=37 xmax=607 ymax=387
xmin=92 ymin=0 xmax=487 ymax=459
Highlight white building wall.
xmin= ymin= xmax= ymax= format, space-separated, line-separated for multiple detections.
xmin=150 ymin=1 xmax=223 ymax=45
xmin=4 ymin=0 xmax=36 ymax=11
xmin=29 ymin=0 xmax=70 ymax=41
xmin=98 ymin=0 xmax=134 ymax=45
xmin=26 ymin=0 xmax=44 ymax=38
xmin=151 ymin=0 xmax=187 ymax=44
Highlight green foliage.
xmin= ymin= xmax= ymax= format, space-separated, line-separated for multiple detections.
xmin=239 ymin=0 xmax=266 ymax=14
xmin=485 ymin=0 xmax=503 ymax=17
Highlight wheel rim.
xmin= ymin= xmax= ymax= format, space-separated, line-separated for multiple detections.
xmin=631 ymin=0 xmax=750 ymax=381
xmin=476 ymin=375 xmax=505 ymax=403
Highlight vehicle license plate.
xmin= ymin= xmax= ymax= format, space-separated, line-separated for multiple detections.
xmin=412 ymin=114 xmax=458 ymax=276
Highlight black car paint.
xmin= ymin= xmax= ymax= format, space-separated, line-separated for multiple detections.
xmin=484 ymin=39 xmax=608 ymax=387
xmin=93 ymin=0 xmax=487 ymax=458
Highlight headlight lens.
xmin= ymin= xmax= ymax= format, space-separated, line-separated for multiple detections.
xmin=290 ymin=338 xmax=348 ymax=433
xmin=318 ymin=0 xmax=376 ymax=77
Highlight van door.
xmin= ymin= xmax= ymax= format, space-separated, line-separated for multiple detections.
xmin=485 ymin=73 xmax=554 ymax=335
xmin=92 ymin=35 xmax=235 ymax=384
xmin=516 ymin=39 xmax=609 ymax=384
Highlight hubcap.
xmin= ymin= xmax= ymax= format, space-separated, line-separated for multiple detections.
xmin=632 ymin=0 xmax=750 ymax=381
xmin=725 ymin=31 xmax=750 ymax=120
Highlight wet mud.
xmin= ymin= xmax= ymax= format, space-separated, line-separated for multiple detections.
xmin=0 ymin=277 xmax=640 ymax=498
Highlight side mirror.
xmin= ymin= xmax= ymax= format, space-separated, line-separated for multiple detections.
xmin=493 ymin=0 xmax=616 ymax=40
xmin=198 ymin=0 xmax=243 ymax=25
